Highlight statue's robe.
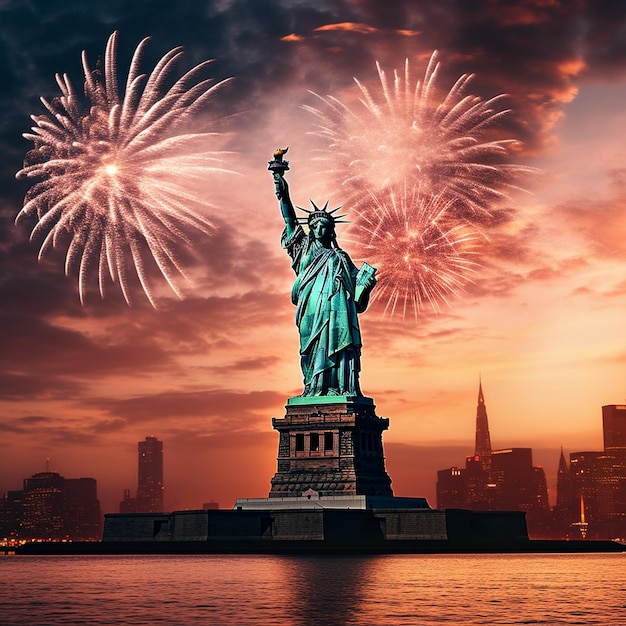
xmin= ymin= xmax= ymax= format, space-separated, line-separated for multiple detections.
xmin=282 ymin=225 xmax=363 ymax=396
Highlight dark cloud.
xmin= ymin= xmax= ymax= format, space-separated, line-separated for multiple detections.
xmin=193 ymin=219 xmax=290 ymax=294
xmin=0 ymin=308 xmax=175 ymax=381
xmin=571 ymin=277 xmax=626 ymax=303
xmin=2 ymin=0 xmax=626 ymax=159
xmin=554 ymin=193 xmax=626 ymax=260
xmin=216 ymin=356 xmax=282 ymax=374
xmin=0 ymin=287 xmax=294 ymax=404
xmin=578 ymin=2 xmax=626 ymax=79
xmin=0 ymin=372 xmax=85 ymax=401
xmin=89 ymin=388 xmax=285 ymax=425
xmin=467 ymin=251 xmax=592 ymax=301
xmin=525 ymin=256 xmax=590 ymax=282
xmin=0 ymin=415 xmax=52 ymax=434
xmin=0 ymin=414 xmax=99 ymax=445
xmin=608 ymin=168 xmax=626 ymax=191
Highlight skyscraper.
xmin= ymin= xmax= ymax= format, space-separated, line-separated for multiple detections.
xmin=602 ymin=405 xmax=626 ymax=450
xmin=0 ymin=471 xmax=101 ymax=541
xmin=569 ymin=451 xmax=616 ymax=523
xmin=490 ymin=448 xmax=549 ymax=514
xmin=554 ymin=404 xmax=626 ymax=538
xmin=64 ymin=478 xmax=102 ymax=539
xmin=136 ymin=436 xmax=164 ymax=513
xmin=436 ymin=466 xmax=466 ymax=508
xmin=474 ymin=378 xmax=492 ymax=472
xmin=21 ymin=471 xmax=65 ymax=539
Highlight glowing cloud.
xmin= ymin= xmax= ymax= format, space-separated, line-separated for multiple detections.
xmin=313 ymin=23 xmax=421 ymax=36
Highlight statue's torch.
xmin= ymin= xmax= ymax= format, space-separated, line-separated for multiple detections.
xmin=269 ymin=147 xmax=291 ymax=207
xmin=268 ymin=147 xmax=290 ymax=176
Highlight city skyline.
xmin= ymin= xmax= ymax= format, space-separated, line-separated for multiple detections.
xmin=1 ymin=392 xmax=620 ymax=518
xmin=0 ymin=469 xmax=101 ymax=542
xmin=4 ymin=399 xmax=624 ymax=542
xmin=436 ymin=385 xmax=626 ymax=539
xmin=1 ymin=1 xmax=626 ymax=515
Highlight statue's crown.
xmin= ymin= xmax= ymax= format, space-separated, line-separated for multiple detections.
xmin=297 ymin=200 xmax=348 ymax=225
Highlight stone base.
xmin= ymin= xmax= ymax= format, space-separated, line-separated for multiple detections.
xmin=235 ymin=494 xmax=430 ymax=510
xmin=269 ymin=396 xmax=393 ymax=498
xmin=102 ymin=507 xmax=533 ymax=545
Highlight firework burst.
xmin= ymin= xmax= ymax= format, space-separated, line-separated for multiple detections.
xmin=16 ymin=31 xmax=234 ymax=307
xmin=306 ymin=51 xmax=531 ymax=219
xmin=306 ymin=51 xmax=533 ymax=316
xmin=347 ymin=184 xmax=481 ymax=319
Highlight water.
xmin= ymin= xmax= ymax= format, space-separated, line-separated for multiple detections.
xmin=1 ymin=553 xmax=625 ymax=625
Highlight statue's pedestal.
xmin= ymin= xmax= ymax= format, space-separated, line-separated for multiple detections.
xmin=268 ymin=396 xmax=393 ymax=498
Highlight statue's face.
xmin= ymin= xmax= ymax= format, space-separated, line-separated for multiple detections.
xmin=310 ymin=218 xmax=333 ymax=243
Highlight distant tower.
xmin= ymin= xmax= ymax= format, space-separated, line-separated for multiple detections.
xmin=602 ymin=405 xmax=626 ymax=450
xmin=474 ymin=378 xmax=492 ymax=471
xmin=556 ymin=447 xmax=574 ymax=513
xmin=136 ymin=436 xmax=164 ymax=513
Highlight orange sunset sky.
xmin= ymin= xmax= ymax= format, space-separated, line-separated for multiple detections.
xmin=1 ymin=0 xmax=625 ymax=514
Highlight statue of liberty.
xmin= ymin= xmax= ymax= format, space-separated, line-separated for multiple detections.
xmin=269 ymin=148 xmax=377 ymax=397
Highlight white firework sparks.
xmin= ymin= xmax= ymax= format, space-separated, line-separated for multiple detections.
xmin=306 ymin=50 xmax=532 ymax=220
xmin=16 ymin=31 xmax=234 ymax=307
xmin=305 ymin=51 xmax=534 ymax=316
xmin=347 ymin=184 xmax=481 ymax=319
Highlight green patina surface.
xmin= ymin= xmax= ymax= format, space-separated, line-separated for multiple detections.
xmin=269 ymin=149 xmax=377 ymax=398
xmin=286 ymin=395 xmax=374 ymax=406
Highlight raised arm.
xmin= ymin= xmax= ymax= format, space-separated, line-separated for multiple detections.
xmin=273 ymin=172 xmax=297 ymax=238
xmin=269 ymin=148 xmax=297 ymax=239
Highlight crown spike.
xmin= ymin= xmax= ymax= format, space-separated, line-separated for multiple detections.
xmin=295 ymin=199 xmax=350 ymax=226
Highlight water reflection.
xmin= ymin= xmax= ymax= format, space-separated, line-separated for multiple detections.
xmin=0 ymin=553 xmax=625 ymax=625
xmin=278 ymin=555 xmax=379 ymax=624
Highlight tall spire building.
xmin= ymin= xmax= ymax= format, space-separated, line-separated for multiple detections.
xmin=437 ymin=378 xmax=549 ymax=535
xmin=556 ymin=447 xmax=573 ymax=511
xmin=474 ymin=378 xmax=492 ymax=472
